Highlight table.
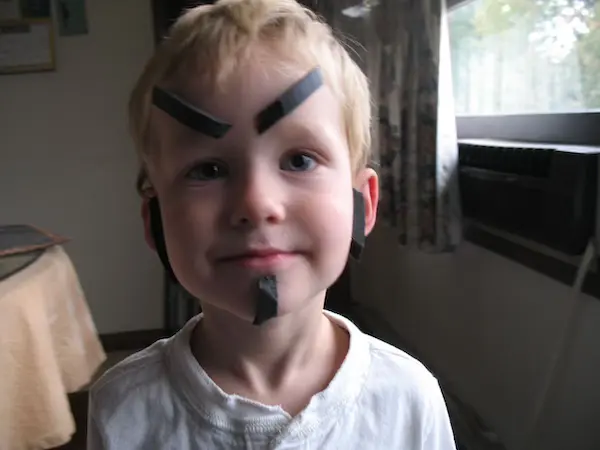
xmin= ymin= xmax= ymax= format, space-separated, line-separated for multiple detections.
xmin=0 ymin=246 xmax=106 ymax=449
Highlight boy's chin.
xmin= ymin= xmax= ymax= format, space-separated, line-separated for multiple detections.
xmin=177 ymin=266 xmax=334 ymax=324
xmin=195 ymin=287 xmax=327 ymax=325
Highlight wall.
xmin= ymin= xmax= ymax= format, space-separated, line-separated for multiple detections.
xmin=0 ymin=0 xmax=163 ymax=334
xmin=353 ymin=223 xmax=600 ymax=450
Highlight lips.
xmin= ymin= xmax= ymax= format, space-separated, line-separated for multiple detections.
xmin=217 ymin=249 xmax=299 ymax=269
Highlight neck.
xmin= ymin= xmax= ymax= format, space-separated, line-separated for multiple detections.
xmin=191 ymin=292 xmax=339 ymax=393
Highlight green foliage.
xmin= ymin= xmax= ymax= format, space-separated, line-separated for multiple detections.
xmin=471 ymin=0 xmax=597 ymax=37
xmin=449 ymin=0 xmax=600 ymax=109
xmin=474 ymin=0 xmax=537 ymax=36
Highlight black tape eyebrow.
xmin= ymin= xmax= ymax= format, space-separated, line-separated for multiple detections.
xmin=152 ymin=87 xmax=232 ymax=139
xmin=255 ymin=67 xmax=323 ymax=134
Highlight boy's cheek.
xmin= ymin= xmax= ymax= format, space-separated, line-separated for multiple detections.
xmin=159 ymin=199 xmax=215 ymax=254
xmin=307 ymin=193 xmax=354 ymax=259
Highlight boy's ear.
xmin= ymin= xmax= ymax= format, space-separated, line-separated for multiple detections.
xmin=141 ymin=198 xmax=157 ymax=251
xmin=355 ymin=168 xmax=379 ymax=237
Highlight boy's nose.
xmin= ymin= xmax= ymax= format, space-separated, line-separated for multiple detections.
xmin=228 ymin=170 xmax=286 ymax=228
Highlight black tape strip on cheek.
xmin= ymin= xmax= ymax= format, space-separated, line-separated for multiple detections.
xmin=152 ymin=87 xmax=232 ymax=139
xmin=252 ymin=275 xmax=278 ymax=326
xmin=350 ymin=189 xmax=366 ymax=260
xmin=148 ymin=198 xmax=177 ymax=282
xmin=255 ymin=68 xmax=323 ymax=134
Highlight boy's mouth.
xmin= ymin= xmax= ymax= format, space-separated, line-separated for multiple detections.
xmin=217 ymin=248 xmax=300 ymax=270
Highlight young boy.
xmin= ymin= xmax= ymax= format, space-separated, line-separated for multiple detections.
xmin=87 ymin=0 xmax=456 ymax=448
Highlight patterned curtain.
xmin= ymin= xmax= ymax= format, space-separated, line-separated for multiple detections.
xmin=313 ymin=0 xmax=462 ymax=253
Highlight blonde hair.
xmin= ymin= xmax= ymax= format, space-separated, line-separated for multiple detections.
xmin=130 ymin=0 xmax=372 ymax=194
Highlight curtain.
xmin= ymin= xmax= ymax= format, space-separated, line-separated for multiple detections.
xmin=314 ymin=0 xmax=462 ymax=253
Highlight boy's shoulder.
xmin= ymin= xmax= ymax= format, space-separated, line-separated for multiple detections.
xmin=362 ymin=329 xmax=443 ymax=398
xmin=364 ymin=331 xmax=436 ymax=380
xmin=335 ymin=314 xmax=447 ymax=424
xmin=328 ymin=311 xmax=445 ymax=414
xmin=89 ymin=336 xmax=173 ymax=415
xmin=329 ymin=311 xmax=440 ymax=392
xmin=329 ymin=312 xmax=454 ymax=448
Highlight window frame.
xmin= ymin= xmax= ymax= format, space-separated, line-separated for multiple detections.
xmin=448 ymin=0 xmax=600 ymax=146
xmin=457 ymin=113 xmax=600 ymax=146
xmin=449 ymin=0 xmax=600 ymax=297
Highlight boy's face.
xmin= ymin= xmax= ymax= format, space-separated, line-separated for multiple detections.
xmin=144 ymin=50 xmax=378 ymax=322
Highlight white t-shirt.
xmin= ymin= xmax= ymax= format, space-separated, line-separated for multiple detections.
xmin=88 ymin=311 xmax=456 ymax=450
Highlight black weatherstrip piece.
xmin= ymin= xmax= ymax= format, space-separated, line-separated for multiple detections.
xmin=148 ymin=197 xmax=177 ymax=282
xmin=152 ymin=87 xmax=232 ymax=139
xmin=255 ymin=67 xmax=323 ymax=134
xmin=253 ymin=275 xmax=278 ymax=326
xmin=350 ymin=189 xmax=366 ymax=260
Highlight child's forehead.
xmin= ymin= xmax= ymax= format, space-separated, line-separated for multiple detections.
xmin=150 ymin=69 xmax=348 ymax=168
xmin=155 ymin=59 xmax=342 ymax=142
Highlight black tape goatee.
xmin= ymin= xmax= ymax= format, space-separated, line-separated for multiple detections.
xmin=253 ymin=275 xmax=278 ymax=326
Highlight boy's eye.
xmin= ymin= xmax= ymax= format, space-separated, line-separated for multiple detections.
xmin=281 ymin=153 xmax=317 ymax=172
xmin=185 ymin=161 xmax=228 ymax=181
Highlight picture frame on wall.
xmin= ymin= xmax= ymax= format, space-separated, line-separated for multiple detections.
xmin=19 ymin=0 xmax=51 ymax=19
xmin=0 ymin=18 xmax=55 ymax=74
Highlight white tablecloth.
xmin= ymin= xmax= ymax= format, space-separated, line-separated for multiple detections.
xmin=0 ymin=246 xmax=106 ymax=449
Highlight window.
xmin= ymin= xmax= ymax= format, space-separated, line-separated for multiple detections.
xmin=448 ymin=0 xmax=600 ymax=145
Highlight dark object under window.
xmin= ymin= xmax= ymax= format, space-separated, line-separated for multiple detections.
xmin=459 ymin=139 xmax=599 ymax=256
